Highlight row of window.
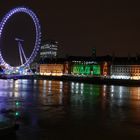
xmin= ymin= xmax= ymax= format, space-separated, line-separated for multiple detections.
xmin=40 ymin=52 xmax=57 ymax=56
xmin=111 ymin=67 xmax=140 ymax=73
xmin=41 ymin=45 xmax=58 ymax=50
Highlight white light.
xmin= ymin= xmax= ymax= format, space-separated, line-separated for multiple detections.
xmin=119 ymin=86 xmax=123 ymax=93
xmin=119 ymin=92 xmax=122 ymax=98
xmin=111 ymin=85 xmax=114 ymax=92
xmin=111 ymin=75 xmax=130 ymax=79
xmin=76 ymin=90 xmax=78 ymax=94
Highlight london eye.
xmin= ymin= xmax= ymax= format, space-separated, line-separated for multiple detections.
xmin=0 ymin=7 xmax=41 ymax=71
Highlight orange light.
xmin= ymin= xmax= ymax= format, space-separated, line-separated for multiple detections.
xmin=103 ymin=62 xmax=108 ymax=76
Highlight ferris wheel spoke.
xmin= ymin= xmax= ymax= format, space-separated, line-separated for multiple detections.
xmin=18 ymin=42 xmax=23 ymax=65
xmin=20 ymin=44 xmax=27 ymax=62
xmin=16 ymin=38 xmax=27 ymax=65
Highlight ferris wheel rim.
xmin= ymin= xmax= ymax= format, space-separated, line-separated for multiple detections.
xmin=0 ymin=7 xmax=41 ymax=69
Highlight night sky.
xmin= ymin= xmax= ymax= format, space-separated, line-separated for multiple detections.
xmin=1 ymin=0 xmax=140 ymax=65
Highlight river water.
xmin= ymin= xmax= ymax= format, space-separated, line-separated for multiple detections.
xmin=0 ymin=79 xmax=140 ymax=140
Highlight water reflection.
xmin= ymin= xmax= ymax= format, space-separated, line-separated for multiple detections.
xmin=70 ymin=82 xmax=100 ymax=105
xmin=0 ymin=80 xmax=140 ymax=114
xmin=38 ymin=80 xmax=69 ymax=106
xmin=0 ymin=80 xmax=140 ymax=138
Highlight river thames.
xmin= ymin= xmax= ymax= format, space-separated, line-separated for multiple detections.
xmin=1 ymin=79 xmax=140 ymax=139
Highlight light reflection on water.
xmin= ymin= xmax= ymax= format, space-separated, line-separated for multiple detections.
xmin=1 ymin=79 xmax=140 ymax=138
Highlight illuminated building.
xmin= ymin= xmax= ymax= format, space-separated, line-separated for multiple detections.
xmin=39 ymin=58 xmax=69 ymax=76
xmin=69 ymin=56 xmax=140 ymax=79
xmin=38 ymin=55 xmax=113 ymax=77
xmin=40 ymin=40 xmax=58 ymax=59
xmin=38 ymin=54 xmax=140 ymax=80
xmin=39 ymin=57 xmax=69 ymax=76
xmin=110 ymin=65 xmax=140 ymax=80
xmin=71 ymin=64 xmax=101 ymax=75
xmin=40 ymin=64 xmax=63 ymax=76
xmin=110 ymin=57 xmax=140 ymax=80
xmin=67 ymin=56 xmax=112 ymax=76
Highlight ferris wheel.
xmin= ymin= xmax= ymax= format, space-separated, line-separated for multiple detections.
xmin=0 ymin=7 xmax=41 ymax=70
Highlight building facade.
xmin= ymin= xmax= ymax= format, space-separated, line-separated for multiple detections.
xmin=38 ymin=56 xmax=140 ymax=80
xmin=40 ymin=40 xmax=58 ymax=59
xmin=110 ymin=65 xmax=140 ymax=80
xmin=40 ymin=64 xmax=64 ymax=76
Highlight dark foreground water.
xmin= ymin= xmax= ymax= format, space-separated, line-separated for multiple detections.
xmin=1 ymin=79 xmax=140 ymax=140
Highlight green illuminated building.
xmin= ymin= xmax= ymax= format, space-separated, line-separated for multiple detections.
xmin=72 ymin=64 xmax=101 ymax=75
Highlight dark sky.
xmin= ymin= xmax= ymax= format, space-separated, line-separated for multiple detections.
xmin=1 ymin=0 xmax=140 ymax=63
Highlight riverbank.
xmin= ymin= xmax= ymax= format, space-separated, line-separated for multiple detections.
xmin=1 ymin=74 xmax=140 ymax=86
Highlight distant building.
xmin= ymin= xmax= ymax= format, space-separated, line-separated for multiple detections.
xmin=110 ymin=65 xmax=140 ymax=80
xmin=38 ymin=54 xmax=140 ymax=80
xmin=110 ymin=57 xmax=140 ymax=80
xmin=39 ymin=58 xmax=69 ymax=76
xmin=40 ymin=40 xmax=58 ymax=59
